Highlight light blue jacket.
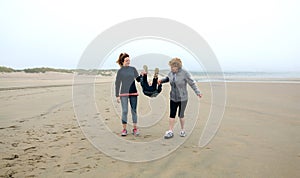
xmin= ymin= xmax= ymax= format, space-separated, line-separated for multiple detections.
xmin=161 ymin=68 xmax=201 ymax=102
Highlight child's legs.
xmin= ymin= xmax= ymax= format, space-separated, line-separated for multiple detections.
xmin=152 ymin=77 xmax=162 ymax=93
xmin=141 ymin=74 xmax=150 ymax=89
xmin=157 ymin=84 xmax=162 ymax=93
xmin=152 ymin=78 xmax=158 ymax=90
xmin=143 ymin=75 xmax=150 ymax=87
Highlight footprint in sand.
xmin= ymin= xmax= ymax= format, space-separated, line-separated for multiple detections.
xmin=11 ymin=143 xmax=18 ymax=147
xmin=44 ymin=124 xmax=55 ymax=128
xmin=4 ymin=170 xmax=17 ymax=178
xmin=143 ymin=134 xmax=152 ymax=138
xmin=65 ymin=169 xmax=77 ymax=173
xmin=45 ymin=153 xmax=60 ymax=159
xmin=24 ymin=146 xmax=36 ymax=152
xmin=6 ymin=125 xmax=20 ymax=129
xmin=5 ymin=163 xmax=14 ymax=167
xmin=64 ymin=162 xmax=80 ymax=173
xmin=80 ymin=165 xmax=92 ymax=172
xmin=50 ymin=155 xmax=59 ymax=158
xmin=3 ymin=154 xmax=19 ymax=160
xmin=28 ymin=155 xmax=43 ymax=161
xmin=46 ymin=131 xmax=58 ymax=134
xmin=63 ymin=130 xmax=71 ymax=133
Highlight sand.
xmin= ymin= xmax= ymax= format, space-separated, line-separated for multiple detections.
xmin=0 ymin=72 xmax=299 ymax=178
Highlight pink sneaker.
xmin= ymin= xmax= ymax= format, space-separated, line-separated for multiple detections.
xmin=132 ymin=128 xmax=140 ymax=136
xmin=121 ymin=129 xmax=127 ymax=136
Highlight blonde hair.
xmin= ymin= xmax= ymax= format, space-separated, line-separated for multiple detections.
xmin=168 ymin=57 xmax=182 ymax=68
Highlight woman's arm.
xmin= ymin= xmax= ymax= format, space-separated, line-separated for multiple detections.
xmin=158 ymin=76 xmax=169 ymax=85
xmin=136 ymin=75 xmax=142 ymax=82
xmin=115 ymin=70 xmax=121 ymax=97
xmin=185 ymin=71 xmax=201 ymax=95
xmin=134 ymin=67 xmax=142 ymax=82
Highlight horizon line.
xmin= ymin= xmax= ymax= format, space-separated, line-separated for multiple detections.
xmin=1 ymin=65 xmax=299 ymax=73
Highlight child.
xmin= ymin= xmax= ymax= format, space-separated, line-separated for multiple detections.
xmin=140 ymin=65 xmax=162 ymax=98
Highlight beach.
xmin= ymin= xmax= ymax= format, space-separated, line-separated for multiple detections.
xmin=0 ymin=72 xmax=299 ymax=178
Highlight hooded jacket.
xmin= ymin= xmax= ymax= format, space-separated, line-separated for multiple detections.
xmin=161 ymin=68 xmax=200 ymax=102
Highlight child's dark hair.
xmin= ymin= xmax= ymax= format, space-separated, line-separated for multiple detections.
xmin=116 ymin=53 xmax=129 ymax=67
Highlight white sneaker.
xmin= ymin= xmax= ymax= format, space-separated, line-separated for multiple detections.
xmin=179 ymin=130 xmax=186 ymax=137
xmin=164 ymin=130 xmax=174 ymax=139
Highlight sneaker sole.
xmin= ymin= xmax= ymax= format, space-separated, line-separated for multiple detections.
xmin=121 ymin=130 xmax=128 ymax=136
xmin=164 ymin=135 xmax=174 ymax=139
xmin=154 ymin=68 xmax=159 ymax=74
xmin=143 ymin=65 xmax=148 ymax=73
xmin=132 ymin=132 xmax=140 ymax=136
xmin=164 ymin=136 xmax=173 ymax=139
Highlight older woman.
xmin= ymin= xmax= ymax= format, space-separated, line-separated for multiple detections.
xmin=158 ymin=57 xmax=202 ymax=139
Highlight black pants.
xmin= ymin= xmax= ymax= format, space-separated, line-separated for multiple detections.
xmin=169 ymin=100 xmax=188 ymax=118
xmin=140 ymin=74 xmax=162 ymax=97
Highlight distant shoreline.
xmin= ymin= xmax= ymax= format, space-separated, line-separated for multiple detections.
xmin=1 ymin=66 xmax=300 ymax=85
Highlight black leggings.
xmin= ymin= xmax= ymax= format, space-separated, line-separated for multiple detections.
xmin=169 ymin=100 xmax=188 ymax=118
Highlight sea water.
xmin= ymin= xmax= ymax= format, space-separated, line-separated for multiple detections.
xmin=191 ymin=72 xmax=300 ymax=83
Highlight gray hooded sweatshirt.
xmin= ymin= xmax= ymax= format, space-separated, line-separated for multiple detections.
xmin=161 ymin=68 xmax=201 ymax=102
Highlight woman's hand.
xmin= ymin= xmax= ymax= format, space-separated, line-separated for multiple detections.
xmin=157 ymin=79 xmax=162 ymax=85
xmin=116 ymin=97 xmax=120 ymax=103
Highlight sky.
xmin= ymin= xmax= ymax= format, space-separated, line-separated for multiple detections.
xmin=0 ymin=0 xmax=299 ymax=72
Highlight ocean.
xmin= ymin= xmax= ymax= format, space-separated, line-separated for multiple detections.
xmin=190 ymin=72 xmax=300 ymax=83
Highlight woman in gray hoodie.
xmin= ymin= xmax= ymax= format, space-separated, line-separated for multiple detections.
xmin=158 ymin=57 xmax=202 ymax=139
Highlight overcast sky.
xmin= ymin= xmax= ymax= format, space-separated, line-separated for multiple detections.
xmin=0 ymin=0 xmax=299 ymax=72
